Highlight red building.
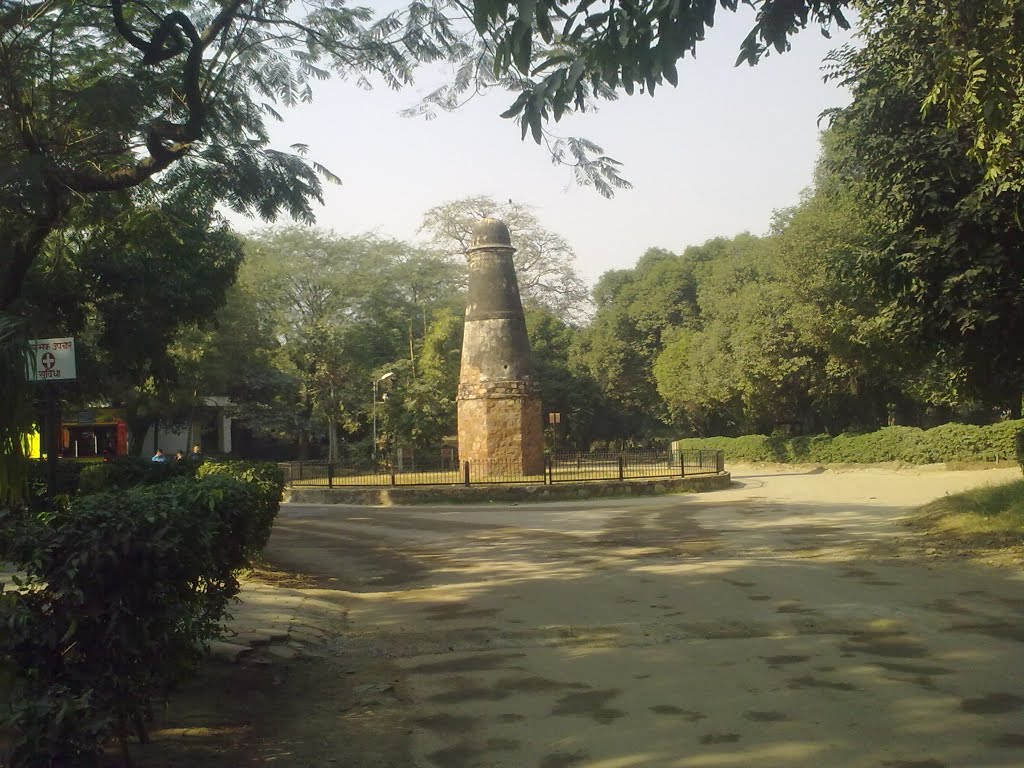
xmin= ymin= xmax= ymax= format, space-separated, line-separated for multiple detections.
xmin=60 ymin=407 xmax=129 ymax=457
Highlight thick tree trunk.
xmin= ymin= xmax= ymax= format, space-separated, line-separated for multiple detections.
xmin=125 ymin=415 xmax=153 ymax=456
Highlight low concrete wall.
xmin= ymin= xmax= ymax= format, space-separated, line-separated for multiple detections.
xmin=285 ymin=472 xmax=731 ymax=506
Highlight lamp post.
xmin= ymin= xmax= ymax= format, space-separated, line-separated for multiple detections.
xmin=372 ymin=371 xmax=395 ymax=466
xmin=547 ymin=411 xmax=561 ymax=452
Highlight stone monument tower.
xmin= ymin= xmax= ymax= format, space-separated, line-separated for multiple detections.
xmin=457 ymin=218 xmax=545 ymax=476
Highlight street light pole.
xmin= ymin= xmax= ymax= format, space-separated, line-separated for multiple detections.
xmin=372 ymin=371 xmax=394 ymax=467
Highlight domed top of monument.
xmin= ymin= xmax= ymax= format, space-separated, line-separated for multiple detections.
xmin=468 ymin=217 xmax=514 ymax=251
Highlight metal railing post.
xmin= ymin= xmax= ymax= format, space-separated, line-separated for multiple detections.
xmin=328 ymin=462 xmax=334 ymax=488
xmin=717 ymin=450 xmax=725 ymax=473
xmin=546 ymin=455 xmax=552 ymax=485
xmin=617 ymin=454 xmax=624 ymax=481
xmin=680 ymin=451 xmax=686 ymax=477
xmin=463 ymin=461 xmax=470 ymax=486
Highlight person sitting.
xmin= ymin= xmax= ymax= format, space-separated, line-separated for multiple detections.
xmin=151 ymin=448 xmax=167 ymax=463
xmin=189 ymin=444 xmax=203 ymax=460
xmin=174 ymin=450 xmax=185 ymax=462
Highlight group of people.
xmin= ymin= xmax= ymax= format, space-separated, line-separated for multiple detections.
xmin=151 ymin=445 xmax=203 ymax=463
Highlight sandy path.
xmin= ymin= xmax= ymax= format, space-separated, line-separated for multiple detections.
xmin=246 ymin=465 xmax=1024 ymax=768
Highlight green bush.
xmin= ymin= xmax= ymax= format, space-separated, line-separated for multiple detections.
xmin=673 ymin=420 xmax=1024 ymax=466
xmin=1015 ymin=428 xmax=1024 ymax=477
xmin=196 ymin=458 xmax=284 ymax=489
xmin=0 ymin=467 xmax=282 ymax=766
xmin=75 ymin=457 xmax=284 ymax=497
xmin=77 ymin=455 xmax=196 ymax=494
xmin=25 ymin=460 xmax=88 ymax=503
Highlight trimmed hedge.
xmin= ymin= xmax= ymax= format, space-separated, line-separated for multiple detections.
xmin=76 ymin=455 xmax=197 ymax=494
xmin=25 ymin=460 xmax=88 ymax=501
xmin=76 ymin=457 xmax=285 ymax=497
xmin=673 ymin=420 xmax=1024 ymax=466
xmin=0 ymin=462 xmax=284 ymax=766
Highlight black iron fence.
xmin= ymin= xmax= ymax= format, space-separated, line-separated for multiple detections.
xmin=547 ymin=449 xmax=722 ymax=482
xmin=280 ymin=448 xmax=724 ymax=488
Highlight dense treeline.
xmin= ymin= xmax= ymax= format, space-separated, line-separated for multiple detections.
xmin=4 ymin=4 xmax=1022 ymax=462
xmin=140 ymin=7 xmax=1024 ymax=456
xmin=191 ymin=137 xmax=1022 ymax=456
xmin=98 ymin=82 xmax=1024 ymax=456
xmin=204 ymin=72 xmax=1024 ymax=454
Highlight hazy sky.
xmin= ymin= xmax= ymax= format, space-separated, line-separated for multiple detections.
xmin=233 ymin=8 xmax=854 ymax=286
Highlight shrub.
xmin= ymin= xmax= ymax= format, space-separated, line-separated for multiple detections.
xmin=673 ymin=420 xmax=1024 ymax=466
xmin=75 ymin=457 xmax=284 ymax=498
xmin=77 ymin=456 xmax=195 ymax=494
xmin=0 ymin=468 xmax=282 ymax=766
xmin=196 ymin=458 xmax=284 ymax=489
xmin=25 ymin=460 xmax=88 ymax=503
xmin=1016 ymin=428 xmax=1024 ymax=477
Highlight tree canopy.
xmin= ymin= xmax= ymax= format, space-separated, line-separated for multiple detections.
xmin=3 ymin=0 xmax=1023 ymax=485
xmin=8 ymin=0 xmax=1022 ymax=314
xmin=0 ymin=0 xmax=461 ymax=310
xmin=824 ymin=1 xmax=1024 ymax=406
xmin=420 ymin=195 xmax=591 ymax=320
xmin=467 ymin=0 xmax=1021 ymax=192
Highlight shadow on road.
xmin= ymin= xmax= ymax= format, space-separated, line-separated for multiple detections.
xmin=135 ymin=489 xmax=1024 ymax=768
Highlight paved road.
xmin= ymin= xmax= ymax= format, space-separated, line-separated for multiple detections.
xmin=264 ymin=466 xmax=1024 ymax=768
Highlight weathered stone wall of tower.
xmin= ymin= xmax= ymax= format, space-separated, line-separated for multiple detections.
xmin=457 ymin=219 xmax=545 ymax=477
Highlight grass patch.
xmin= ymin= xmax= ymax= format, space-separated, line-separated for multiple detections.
xmin=942 ymin=459 xmax=1019 ymax=471
xmin=915 ymin=480 xmax=1024 ymax=544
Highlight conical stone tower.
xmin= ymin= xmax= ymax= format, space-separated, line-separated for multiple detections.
xmin=457 ymin=218 xmax=545 ymax=477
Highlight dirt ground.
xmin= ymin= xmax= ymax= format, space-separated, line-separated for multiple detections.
xmin=136 ymin=464 xmax=1024 ymax=768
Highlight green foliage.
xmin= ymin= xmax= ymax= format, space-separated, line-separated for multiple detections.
xmin=76 ymin=456 xmax=196 ymax=495
xmin=420 ymin=196 xmax=591 ymax=319
xmin=446 ymin=1 xmax=1021 ymax=197
xmin=195 ymin=459 xmax=284 ymax=487
xmin=628 ymin=112 xmax=1020 ymax=438
xmin=526 ymin=308 xmax=605 ymax=449
xmin=373 ymin=307 xmax=464 ymax=451
xmin=578 ymin=246 xmax=707 ymax=433
xmin=419 ymin=307 xmax=464 ymax=396
xmin=675 ymin=421 xmax=1024 ymax=465
xmin=25 ymin=461 xmax=90 ymax=504
xmin=464 ymin=0 xmax=850 ymax=194
xmin=899 ymin=0 xmax=1024 ymax=185
xmin=74 ymin=458 xmax=283 ymax=502
xmin=235 ymin=229 xmax=466 ymax=457
xmin=938 ymin=481 xmax=1024 ymax=521
xmin=824 ymin=4 xmax=1024 ymax=406
xmin=13 ymin=196 xmax=249 ymax=454
xmin=0 ymin=466 xmax=282 ymax=765
xmin=377 ymin=360 xmax=452 ymax=451
xmin=195 ymin=460 xmax=286 ymax=540
xmin=1015 ymin=428 xmax=1024 ymax=476
xmin=1 ymin=0 xmax=461 ymax=310
xmin=0 ymin=315 xmax=33 ymax=505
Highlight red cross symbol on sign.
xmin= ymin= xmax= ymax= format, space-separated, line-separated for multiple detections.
xmin=41 ymin=352 xmax=56 ymax=371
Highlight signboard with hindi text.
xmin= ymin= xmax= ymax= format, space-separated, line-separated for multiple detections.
xmin=27 ymin=337 xmax=77 ymax=382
